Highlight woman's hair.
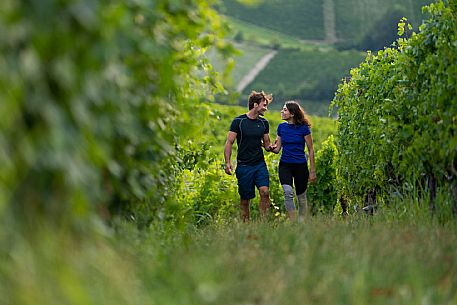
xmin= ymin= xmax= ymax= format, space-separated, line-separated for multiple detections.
xmin=285 ymin=101 xmax=311 ymax=127
xmin=248 ymin=90 xmax=273 ymax=110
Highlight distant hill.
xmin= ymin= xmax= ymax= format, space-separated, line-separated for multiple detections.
xmin=221 ymin=0 xmax=325 ymax=41
xmin=241 ymin=48 xmax=366 ymax=109
xmin=334 ymin=0 xmax=432 ymax=50
xmin=214 ymin=0 xmax=434 ymax=116
xmin=221 ymin=0 xmax=432 ymax=49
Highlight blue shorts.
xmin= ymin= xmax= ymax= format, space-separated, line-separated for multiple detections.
xmin=235 ymin=162 xmax=269 ymax=200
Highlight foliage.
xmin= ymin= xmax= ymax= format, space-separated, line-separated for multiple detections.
xmin=0 ymin=0 xmax=235 ymax=229
xmin=355 ymin=6 xmax=413 ymax=51
xmin=308 ymin=135 xmax=338 ymax=214
xmin=331 ymin=0 xmax=457 ymax=214
xmin=173 ymin=160 xmax=239 ymax=226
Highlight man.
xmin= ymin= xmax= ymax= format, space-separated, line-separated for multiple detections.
xmin=224 ymin=90 xmax=273 ymax=222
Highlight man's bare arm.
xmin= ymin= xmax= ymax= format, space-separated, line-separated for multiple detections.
xmin=263 ymin=133 xmax=273 ymax=151
xmin=224 ymin=131 xmax=237 ymax=175
xmin=270 ymin=136 xmax=282 ymax=154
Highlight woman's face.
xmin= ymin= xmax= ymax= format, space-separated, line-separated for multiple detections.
xmin=281 ymin=105 xmax=293 ymax=121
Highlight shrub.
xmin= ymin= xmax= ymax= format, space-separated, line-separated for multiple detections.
xmin=308 ymin=135 xmax=338 ymax=214
xmin=0 ymin=0 xmax=234 ymax=229
xmin=331 ymin=0 xmax=457 ymax=213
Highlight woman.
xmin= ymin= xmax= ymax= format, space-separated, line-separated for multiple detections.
xmin=270 ymin=101 xmax=316 ymax=220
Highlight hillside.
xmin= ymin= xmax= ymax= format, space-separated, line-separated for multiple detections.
xmin=221 ymin=0 xmax=325 ymax=41
xmin=334 ymin=0 xmax=433 ymax=49
xmin=213 ymin=0 xmax=433 ymax=116
xmin=222 ymin=0 xmax=432 ymax=47
xmin=240 ymin=48 xmax=366 ymax=110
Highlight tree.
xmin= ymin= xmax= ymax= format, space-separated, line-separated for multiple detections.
xmin=0 ymin=0 xmax=234 ymax=230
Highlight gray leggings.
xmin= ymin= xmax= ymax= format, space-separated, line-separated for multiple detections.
xmin=282 ymin=184 xmax=308 ymax=215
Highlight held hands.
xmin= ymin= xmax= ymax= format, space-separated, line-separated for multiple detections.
xmin=267 ymin=144 xmax=276 ymax=151
xmin=267 ymin=138 xmax=279 ymax=153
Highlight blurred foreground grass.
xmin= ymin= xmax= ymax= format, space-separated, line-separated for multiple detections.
xmin=1 ymin=215 xmax=456 ymax=305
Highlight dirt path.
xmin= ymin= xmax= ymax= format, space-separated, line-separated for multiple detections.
xmin=236 ymin=50 xmax=278 ymax=93
xmin=323 ymin=0 xmax=337 ymax=44
xmin=235 ymin=1 xmax=336 ymax=91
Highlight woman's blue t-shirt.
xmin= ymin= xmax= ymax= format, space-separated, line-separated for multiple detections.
xmin=277 ymin=122 xmax=311 ymax=163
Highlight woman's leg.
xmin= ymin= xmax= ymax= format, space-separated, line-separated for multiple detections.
xmin=279 ymin=162 xmax=296 ymax=220
xmin=292 ymin=163 xmax=309 ymax=219
xmin=282 ymin=184 xmax=296 ymax=220
xmin=297 ymin=191 xmax=308 ymax=218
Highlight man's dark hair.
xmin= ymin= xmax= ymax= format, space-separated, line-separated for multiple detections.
xmin=248 ymin=90 xmax=272 ymax=110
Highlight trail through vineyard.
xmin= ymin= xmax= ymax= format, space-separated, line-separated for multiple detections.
xmin=323 ymin=0 xmax=337 ymax=44
xmin=236 ymin=50 xmax=278 ymax=92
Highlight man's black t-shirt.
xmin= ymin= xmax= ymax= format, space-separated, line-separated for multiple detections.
xmin=229 ymin=114 xmax=269 ymax=166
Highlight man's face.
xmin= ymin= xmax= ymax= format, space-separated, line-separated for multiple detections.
xmin=256 ymin=100 xmax=268 ymax=115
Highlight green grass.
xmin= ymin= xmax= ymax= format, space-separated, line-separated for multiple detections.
xmin=2 ymin=214 xmax=456 ymax=305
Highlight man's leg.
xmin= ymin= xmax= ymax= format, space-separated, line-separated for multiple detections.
xmin=235 ymin=165 xmax=254 ymax=222
xmin=255 ymin=162 xmax=270 ymax=219
xmin=240 ymin=199 xmax=250 ymax=222
xmin=258 ymin=186 xmax=270 ymax=218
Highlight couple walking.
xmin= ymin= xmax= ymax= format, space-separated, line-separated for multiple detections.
xmin=224 ymin=90 xmax=316 ymax=222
